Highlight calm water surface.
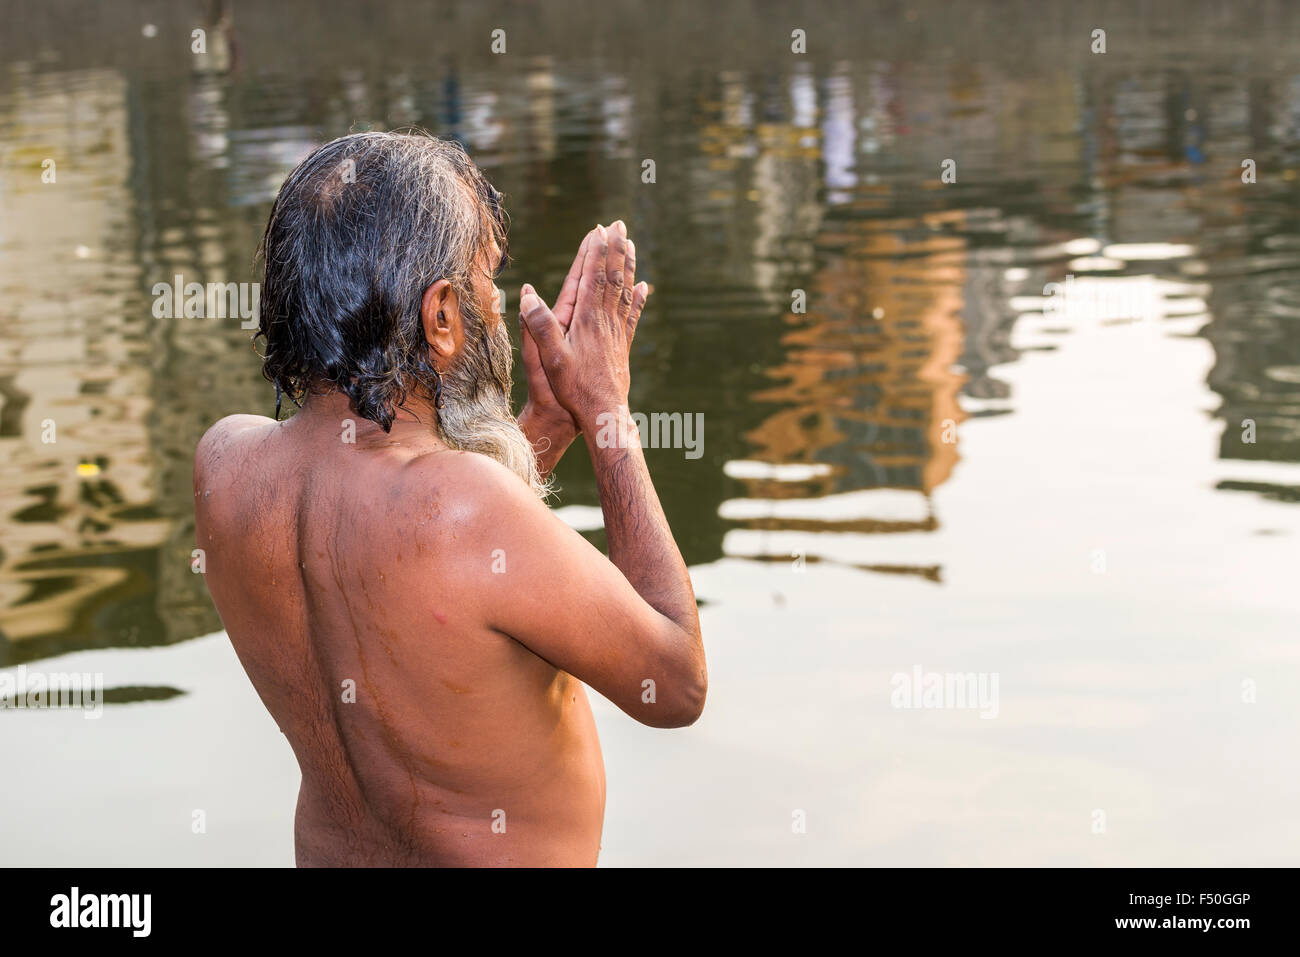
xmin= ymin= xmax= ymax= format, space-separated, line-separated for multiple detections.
xmin=1 ymin=2 xmax=1298 ymax=864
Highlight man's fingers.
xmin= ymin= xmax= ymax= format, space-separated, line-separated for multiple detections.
xmin=574 ymin=223 xmax=609 ymax=324
xmin=604 ymin=220 xmax=628 ymax=319
xmin=624 ymin=237 xmax=637 ymax=299
xmin=627 ymin=281 xmax=649 ymax=339
xmin=553 ymin=230 xmax=593 ymax=328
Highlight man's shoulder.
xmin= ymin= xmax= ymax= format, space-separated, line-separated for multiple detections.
xmin=391 ymin=450 xmax=565 ymax=571
xmin=386 ymin=449 xmax=576 ymax=612
xmin=194 ymin=414 xmax=278 ymax=481
xmin=395 ymin=447 xmax=545 ymax=526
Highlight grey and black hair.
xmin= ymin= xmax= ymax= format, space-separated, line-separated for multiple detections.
xmin=255 ymin=130 xmax=508 ymax=432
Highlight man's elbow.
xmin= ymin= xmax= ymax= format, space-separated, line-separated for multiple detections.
xmin=650 ymin=651 xmax=707 ymax=729
xmin=670 ymin=670 xmax=708 ymax=727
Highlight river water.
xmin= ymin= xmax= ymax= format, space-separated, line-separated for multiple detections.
xmin=1 ymin=1 xmax=1297 ymax=864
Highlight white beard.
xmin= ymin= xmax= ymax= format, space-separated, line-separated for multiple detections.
xmin=435 ymin=307 xmax=548 ymax=498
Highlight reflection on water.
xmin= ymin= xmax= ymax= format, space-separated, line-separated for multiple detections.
xmin=725 ymin=207 xmax=967 ymax=574
xmin=2 ymin=1 xmax=1299 ymax=864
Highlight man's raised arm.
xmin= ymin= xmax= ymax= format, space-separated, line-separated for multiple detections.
xmin=464 ymin=222 xmax=705 ymax=727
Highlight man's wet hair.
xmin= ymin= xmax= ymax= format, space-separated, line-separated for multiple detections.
xmin=256 ymin=130 xmax=507 ymax=431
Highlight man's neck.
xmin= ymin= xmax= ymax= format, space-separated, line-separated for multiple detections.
xmin=298 ymin=387 xmax=446 ymax=448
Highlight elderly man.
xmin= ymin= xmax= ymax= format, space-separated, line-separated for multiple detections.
xmin=194 ymin=131 xmax=706 ymax=867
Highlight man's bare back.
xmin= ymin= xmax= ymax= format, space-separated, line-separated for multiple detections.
xmin=196 ymin=404 xmax=609 ymax=865
xmin=195 ymin=134 xmax=704 ymax=866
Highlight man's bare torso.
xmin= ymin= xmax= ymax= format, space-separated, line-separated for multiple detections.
xmin=194 ymin=399 xmax=605 ymax=866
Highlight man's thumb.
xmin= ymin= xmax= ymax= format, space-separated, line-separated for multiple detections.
xmin=519 ymin=286 xmax=564 ymax=354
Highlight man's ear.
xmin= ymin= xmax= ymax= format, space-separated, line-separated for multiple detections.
xmin=420 ymin=279 xmax=464 ymax=368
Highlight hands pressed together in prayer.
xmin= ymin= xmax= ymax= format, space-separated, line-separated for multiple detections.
xmin=516 ymin=221 xmax=649 ymax=474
